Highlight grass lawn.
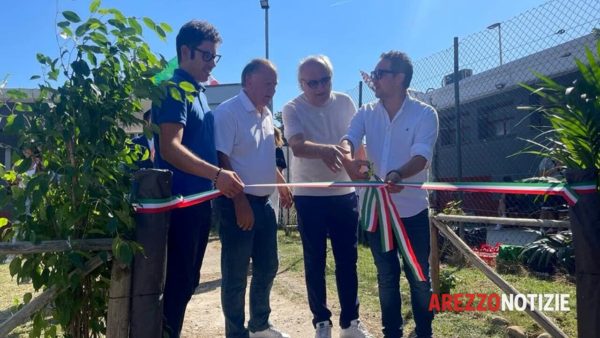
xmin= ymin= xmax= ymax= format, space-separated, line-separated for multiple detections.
xmin=277 ymin=230 xmax=577 ymax=338
xmin=0 ymin=261 xmax=38 ymax=338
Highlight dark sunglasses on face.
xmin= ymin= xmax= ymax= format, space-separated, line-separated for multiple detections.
xmin=194 ymin=47 xmax=221 ymax=63
xmin=370 ymin=69 xmax=399 ymax=80
xmin=302 ymin=76 xmax=331 ymax=89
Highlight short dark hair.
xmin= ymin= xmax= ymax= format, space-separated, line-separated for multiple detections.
xmin=241 ymin=59 xmax=276 ymax=87
xmin=176 ymin=20 xmax=222 ymax=63
xmin=380 ymin=51 xmax=413 ymax=88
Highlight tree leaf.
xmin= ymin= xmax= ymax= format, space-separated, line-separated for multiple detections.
xmin=159 ymin=22 xmax=172 ymax=33
xmin=169 ymin=87 xmax=183 ymax=102
xmin=89 ymin=0 xmax=101 ymax=13
xmin=142 ymin=17 xmax=155 ymax=30
xmin=62 ymin=11 xmax=81 ymax=23
xmin=178 ymin=81 xmax=196 ymax=93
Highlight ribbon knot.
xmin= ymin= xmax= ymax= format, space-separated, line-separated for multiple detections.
xmin=360 ymin=186 xmax=427 ymax=282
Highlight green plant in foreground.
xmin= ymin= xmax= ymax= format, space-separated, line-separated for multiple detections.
xmin=519 ymin=231 xmax=575 ymax=275
xmin=0 ymin=1 xmax=171 ymax=336
xmin=520 ymin=39 xmax=600 ymax=188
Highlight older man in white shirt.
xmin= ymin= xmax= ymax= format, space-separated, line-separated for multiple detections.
xmin=214 ymin=59 xmax=290 ymax=338
xmin=342 ymin=51 xmax=439 ymax=338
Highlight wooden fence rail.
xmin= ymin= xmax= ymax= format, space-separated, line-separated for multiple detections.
xmin=434 ymin=213 xmax=570 ymax=228
xmin=0 ymin=238 xmax=113 ymax=255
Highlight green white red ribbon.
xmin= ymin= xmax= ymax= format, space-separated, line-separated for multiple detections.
xmin=133 ymin=180 xmax=596 ymax=214
xmin=360 ymin=186 xmax=427 ymax=282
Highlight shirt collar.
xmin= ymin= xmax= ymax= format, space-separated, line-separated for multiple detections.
xmin=377 ymin=95 xmax=412 ymax=117
xmin=173 ymin=68 xmax=206 ymax=92
xmin=239 ymin=89 xmax=269 ymax=115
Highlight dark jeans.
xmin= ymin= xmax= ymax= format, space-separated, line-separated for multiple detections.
xmin=294 ymin=193 xmax=360 ymax=329
xmin=215 ymin=195 xmax=279 ymax=338
xmin=368 ymin=209 xmax=433 ymax=338
xmin=163 ymin=203 xmax=212 ymax=338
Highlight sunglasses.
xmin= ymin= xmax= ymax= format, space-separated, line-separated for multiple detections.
xmin=302 ymin=76 xmax=331 ymax=89
xmin=370 ymin=69 xmax=399 ymax=80
xmin=194 ymin=47 xmax=221 ymax=63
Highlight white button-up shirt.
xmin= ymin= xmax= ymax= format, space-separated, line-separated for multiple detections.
xmin=343 ymin=96 xmax=439 ymax=217
xmin=282 ymin=91 xmax=356 ymax=196
xmin=214 ymin=90 xmax=276 ymax=197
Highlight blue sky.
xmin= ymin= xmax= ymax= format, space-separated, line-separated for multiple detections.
xmin=0 ymin=0 xmax=548 ymax=111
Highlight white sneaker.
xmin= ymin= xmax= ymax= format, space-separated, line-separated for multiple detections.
xmin=339 ymin=319 xmax=373 ymax=338
xmin=249 ymin=326 xmax=291 ymax=338
xmin=315 ymin=321 xmax=332 ymax=338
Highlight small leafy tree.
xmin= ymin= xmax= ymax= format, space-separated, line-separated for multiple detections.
xmin=0 ymin=1 xmax=171 ymax=336
xmin=520 ymin=39 xmax=600 ymax=188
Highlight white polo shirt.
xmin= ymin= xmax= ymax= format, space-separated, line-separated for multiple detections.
xmin=214 ymin=90 xmax=276 ymax=197
xmin=282 ymin=91 xmax=356 ymax=196
xmin=343 ymin=96 xmax=439 ymax=217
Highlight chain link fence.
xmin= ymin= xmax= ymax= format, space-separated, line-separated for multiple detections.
xmin=343 ymin=0 xmax=599 ymax=220
xmin=277 ymin=0 xmax=597 ymax=291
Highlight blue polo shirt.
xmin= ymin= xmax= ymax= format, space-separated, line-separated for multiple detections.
xmin=153 ymin=68 xmax=217 ymax=196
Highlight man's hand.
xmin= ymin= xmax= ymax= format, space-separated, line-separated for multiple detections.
xmin=385 ymin=170 xmax=404 ymax=193
xmin=319 ymin=145 xmax=349 ymax=173
xmin=233 ymin=195 xmax=254 ymax=230
xmin=278 ymin=186 xmax=293 ymax=209
xmin=216 ymin=169 xmax=244 ymax=198
xmin=343 ymin=158 xmax=371 ymax=181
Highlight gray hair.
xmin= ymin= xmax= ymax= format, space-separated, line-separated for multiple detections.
xmin=241 ymin=58 xmax=277 ymax=87
xmin=297 ymin=55 xmax=334 ymax=86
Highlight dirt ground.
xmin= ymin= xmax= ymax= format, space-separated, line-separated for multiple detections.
xmin=180 ymin=237 xmax=380 ymax=338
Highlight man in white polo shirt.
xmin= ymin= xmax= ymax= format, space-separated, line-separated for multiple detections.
xmin=342 ymin=51 xmax=439 ymax=338
xmin=214 ymin=59 xmax=290 ymax=338
xmin=282 ymin=55 xmax=372 ymax=338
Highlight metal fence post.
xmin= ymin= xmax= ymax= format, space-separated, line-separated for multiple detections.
xmin=129 ymin=169 xmax=172 ymax=338
xmin=429 ymin=210 xmax=440 ymax=295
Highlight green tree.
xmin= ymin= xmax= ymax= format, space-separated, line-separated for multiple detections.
xmin=0 ymin=1 xmax=172 ymax=336
xmin=521 ymin=39 xmax=600 ymax=187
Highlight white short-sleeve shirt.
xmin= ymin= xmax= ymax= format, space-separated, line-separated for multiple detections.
xmin=214 ymin=90 xmax=276 ymax=197
xmin=282 ymin=92 xmax=356 ymax=196
xmin=343 ymin=96 xmax=439 ymax=217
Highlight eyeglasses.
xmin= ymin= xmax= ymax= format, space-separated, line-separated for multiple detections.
xmin=194 ymin=47 xmax=221 ymax=63
xmin=370 ymin=69 xmax=399 ymax=80
xmin=302 ymin=76 xmax=331 ymax=89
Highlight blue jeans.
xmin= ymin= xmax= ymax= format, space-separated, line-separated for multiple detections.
xmin=294 ymin=193 xmax=361 ymax=329
xmin=368 ymin=209 xmax=433 ymax=338
xmin=215 ymin=195 xmax=279 ymax=338
xmin=163 ymin=203 xmax=212 ymax=338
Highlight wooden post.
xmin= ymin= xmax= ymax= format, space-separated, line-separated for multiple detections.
xmin=106 ymin=261 xmax=131 ymax=338
xmin=431 ymin=218 xmax=568 ymax=338
xmin=129 ymin=169 xmax=172 ymax=338
xmin=429 ymin=212 xmax=440 ymax=295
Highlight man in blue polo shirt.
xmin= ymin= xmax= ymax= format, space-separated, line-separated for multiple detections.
xmin=153 ymin=20 xmax=244 ymax=338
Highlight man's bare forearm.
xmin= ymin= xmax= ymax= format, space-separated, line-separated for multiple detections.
xmin=390 ymin=155 xmax=427 ymax=179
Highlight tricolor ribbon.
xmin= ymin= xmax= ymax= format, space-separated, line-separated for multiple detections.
xmin=133 ymin=180 xmax=596 ymax=214
xmin=360 ymin=185 xmax=427 ymax=282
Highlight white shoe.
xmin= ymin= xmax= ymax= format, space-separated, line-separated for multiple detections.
xmin=315 ymin=321 xmax=332 ymax=338
xmin=339 ymin=319 xmax=373 ymax=338
xmin=249 ymin=326 xmax=291 ymax=338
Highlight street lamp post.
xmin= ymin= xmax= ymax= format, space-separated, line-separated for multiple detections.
xmin=487 ymin=22 xmax=503 ymax=66
xmin=260 ymin=0 xmax=269 ymax=60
